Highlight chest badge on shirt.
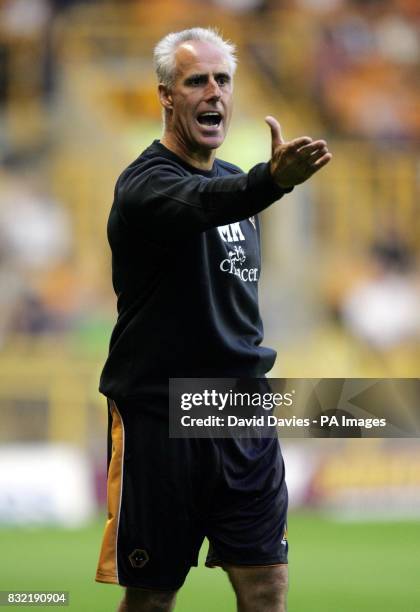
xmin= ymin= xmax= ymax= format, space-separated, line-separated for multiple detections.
xmin=249 ymin=216 xmax=256 ymax=230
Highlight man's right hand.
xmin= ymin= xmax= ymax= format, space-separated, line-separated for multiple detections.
xmin=265 ymin=116 xmax=332 ymax=189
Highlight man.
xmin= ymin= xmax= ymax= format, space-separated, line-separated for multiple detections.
xmin=96 ymin=27 xmax=331 ymax=612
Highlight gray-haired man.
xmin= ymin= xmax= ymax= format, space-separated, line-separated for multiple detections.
xmin=96 ymin=27 xmax=331 ymax=612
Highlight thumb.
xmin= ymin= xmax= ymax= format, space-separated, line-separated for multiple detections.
xmin=265 ymin=115 xmax=284 ymax=154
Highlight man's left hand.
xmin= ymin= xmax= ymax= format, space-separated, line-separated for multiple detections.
xmin=265 ymin=115 xmax=332 ymax=189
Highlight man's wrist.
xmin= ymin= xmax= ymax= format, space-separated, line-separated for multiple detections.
xmin=265 ymin=162 xmax=294 ymax=194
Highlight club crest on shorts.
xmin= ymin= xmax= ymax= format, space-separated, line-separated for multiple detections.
xmin=129 ymin=548 xmax=149 ymax=568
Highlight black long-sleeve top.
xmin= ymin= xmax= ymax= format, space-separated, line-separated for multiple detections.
xmin=99 ymin=140 xmax=290 ymax=402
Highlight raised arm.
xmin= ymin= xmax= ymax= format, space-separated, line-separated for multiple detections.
xmin=118 ymin=160 xmax=288 ymax=237
xmin=118 ymin=120 xmax=332 ymax=238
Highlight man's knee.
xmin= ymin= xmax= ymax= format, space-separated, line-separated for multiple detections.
xmin=119 ymin=586 xmax=177 ymax=612
xmin=227 ymin=564 xmax=288 ymax=611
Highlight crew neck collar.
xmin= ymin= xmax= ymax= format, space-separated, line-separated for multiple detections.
xmin=152 ymin=140 xmax=218 ymax=177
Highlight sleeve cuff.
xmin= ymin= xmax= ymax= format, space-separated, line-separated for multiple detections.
xmin=262 ymin=162 xmax=294 ymax=196
xmin=248 ymin=162 xmax=294 ymax=203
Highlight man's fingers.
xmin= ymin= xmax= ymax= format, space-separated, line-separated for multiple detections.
xmin=296 ymin=140 xmax=327 ymax=159
xmin=288 ymin=136 xmax=313 ymax=151
xmin=311 ymin=152 xmax=333 ymax=170
xmin=308 ymin=148 xmax=329 ymax=165
xmin=265 ymin=115 xmax=284 ymax=152
xmin=267 ymin=122 xmax=332 ymax=185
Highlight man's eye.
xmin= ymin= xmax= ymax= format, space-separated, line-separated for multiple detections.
xmin=217 ymin=76 xmax=229 ymax=86
xmin=189 ymin=77 xmax=203 ymax=86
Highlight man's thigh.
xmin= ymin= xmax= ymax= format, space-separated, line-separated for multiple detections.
xmin=226 ymin=564 xmax=288 ymax=612
xmin=96 ymin=399 xmax=206 ymax=591
xmin=118 ymin=587 xmax=177 ymax=612
xmin=205 ymin=436 xmax=289 ymax=569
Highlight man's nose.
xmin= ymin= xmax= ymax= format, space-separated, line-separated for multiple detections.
xmin=205 ymin=77 xmax=221 ymax=100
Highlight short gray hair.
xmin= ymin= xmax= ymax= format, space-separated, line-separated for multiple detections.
xmin=154 ymin=27 xmax=237 ymax=88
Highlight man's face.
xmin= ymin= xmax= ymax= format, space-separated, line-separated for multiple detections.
xmin=160 ymin=40 xmax=234 ymax=153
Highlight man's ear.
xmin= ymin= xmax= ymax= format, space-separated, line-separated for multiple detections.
xmin=158 ymin=84 xmax=173 ymax=110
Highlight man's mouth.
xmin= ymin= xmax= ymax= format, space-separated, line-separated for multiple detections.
xmin=196 ymin=112 xmax=223 ymax=128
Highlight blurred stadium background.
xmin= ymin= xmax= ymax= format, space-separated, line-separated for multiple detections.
xmin=0 ymin=0 xmax=419 ymax=610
